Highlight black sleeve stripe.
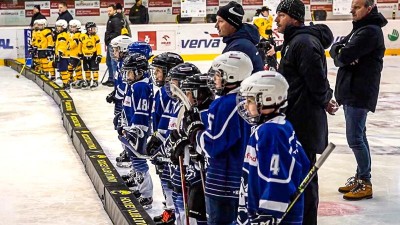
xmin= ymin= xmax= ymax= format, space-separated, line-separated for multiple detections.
xmin=58 ymin=37 xmax=66 ymax=41
xmin=96 ymin=40 xmax=100 ymax=44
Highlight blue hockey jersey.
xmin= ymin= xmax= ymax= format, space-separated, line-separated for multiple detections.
xmin=237 ymin=115 xmax=310 ymax=225
xmin=195 ymin=89 xmax=251 ymax=199
xmin=152 ymin=87 xmax=171 ymax=136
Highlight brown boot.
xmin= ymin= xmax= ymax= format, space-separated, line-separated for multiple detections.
xmin=338 ymin=176 xmax=358 ymax=193
xmin=343 ymin=180 xmax=373 ymax=200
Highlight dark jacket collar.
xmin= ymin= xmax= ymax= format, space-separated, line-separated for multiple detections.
xmin=352 ymin=6 xmax=387 ymax=30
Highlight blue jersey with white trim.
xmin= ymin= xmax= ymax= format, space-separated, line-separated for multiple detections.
xmin=121 ymin=78 xmax=153 ymax=131
xmin=195 ymin=90 xmax=251 ymax=199
xmin=237 ymin=115 xmax=310 ymax=225
xmin=152 ymin=87 xmax=171 ymax=134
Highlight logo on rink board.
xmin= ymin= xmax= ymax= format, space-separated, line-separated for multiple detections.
xmin=181 ymin=31 xmax=221 ymax=49
xmin=0 ymin=39 xmax=13 ymax=49
xmin=388 ymin=29 xmax=399 ymax=41
xmin=110 ymin=190 xmax=132 ymax=195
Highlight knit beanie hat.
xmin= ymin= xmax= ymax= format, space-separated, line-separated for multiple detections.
xmin=116 ymin=3 xmax=123 ymax=10
xmin=34 ymin=5 xmax=40 ymax=11
xmin=217 ymin=1 xmax=244 ymax=30
xmin=276 ymin=0 xmax=305 ymax=22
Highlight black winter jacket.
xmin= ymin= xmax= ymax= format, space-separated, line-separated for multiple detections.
xmin=278 ymin=24 xmax=334 ymax=154
xmin=30 ymin=12 xmax=46 ymax=27
xmin=331 ymin=7 xmax=387 ymax=112
xmin=222 ymin=24 xmax=264 ymax=73
xmin=57 ymin=10 xmax=73 ymax=24
xmin=105 ymin=13 xmax=124 ymax=46
xmin=129 ymin=5 xmax=149 ymax=24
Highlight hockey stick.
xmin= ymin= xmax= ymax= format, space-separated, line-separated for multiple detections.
xmin=170 ymin=83 xmax=191 ymax=225
xmin=100 ymin=68 xmax=109 ymax=83
xmin=278 ymin=142 xmax=336 ymax=224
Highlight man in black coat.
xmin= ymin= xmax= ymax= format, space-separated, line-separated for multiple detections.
xmin=330 ymin=0 xmax=387 ymax=201
xmin=129 ymin=0 xmax=149 ymax=24
xmin=29 ymin=5 xmax=46 ymax=27
xmin=56 ymin=1 xmax=73 ymax=24
xmin=103 ymin=4 xmax=124 ymax=87
xmin=275 ymin=0 xmax=336 ymax=224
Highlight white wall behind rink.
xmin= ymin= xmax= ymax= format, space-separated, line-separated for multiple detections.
xmin=1 ymin=20 xmax=400 ymax=60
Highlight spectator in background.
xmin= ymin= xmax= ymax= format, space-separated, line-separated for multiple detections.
xmin=103 ymin=4 xmax=124 ymax=87
xmin=274 ymin=0 xmax=336 ymax=224
xmin=215 ymin=1 xmax=264 ymax=73
xmin=116 ymin=3 xmax=132 ymax=37
xmin=57 ymin=1 xmax=73 ymax=24
xmin=30 ymin=5 xmax=46 ymax=27
xmin=330 ymin=0 xmax=387 ymax=201
xmin=129 ymin=0 xmax=149 ymax=24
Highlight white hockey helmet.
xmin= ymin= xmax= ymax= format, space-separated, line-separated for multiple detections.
xmin=208 ymin=51 xmax=253 ymax=95
xmin=237 ymin=71 xmax=289 ymax=124
xmin=110 ymin=35 xmax=134 ymax=59
xmin=69 ymin=19 xmax=81 ymax=31
xmin=37 ymin=19 xmax=47 ymax=28
xmin=55 ymin=19 xmax=68 ymax=29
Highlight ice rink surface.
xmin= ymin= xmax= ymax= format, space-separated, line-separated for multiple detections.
xmin=1 ymin=57 xmax=399 ymax=224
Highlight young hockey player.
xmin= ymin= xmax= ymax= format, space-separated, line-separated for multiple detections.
xmin=162 ymin=63 xmax=201 ymax=225
xmin=236 ymin=71 xmax=310 ymax=225
xmin=68 ymin=19 xmax=85 ymax=89
xmin=144 ymin=52 xmax=184 ymax=225
xmin=118 ymin=52 xmax=154 ymax=209
xmin=181 ymin=51 xmax=253 ymax=225
xmin=169 ymin=73 xmax=215 ymax=225
xmin=81 ymin=22 xmax=102 ymax=89
xmin=30 ymin=20 xmax=40 ymax=72
xmin=54 ymin=19 xmax=71 ymax=89
xmin=36 ymin=19 xmax=55 ymax=80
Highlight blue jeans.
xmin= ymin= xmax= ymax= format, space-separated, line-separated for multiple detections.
xmin=106 ymin=45 xmax=117 ymax=82
xmin=343 ymin=105 xmax=371 ymax=181
xmin=205 ymin=196 xmax=238 ymax=225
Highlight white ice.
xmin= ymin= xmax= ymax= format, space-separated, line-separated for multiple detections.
xmin=0 ymin=57 xmax=400 ymax=225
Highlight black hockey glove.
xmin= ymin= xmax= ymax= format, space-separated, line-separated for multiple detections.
xmin=146 ymin=133 xmax=163 ymax=156
xmin=182 ymin=107 xmax=204 ymax=144
xmin=125 ymin=130 xmax=139 ymax=146
xmin=169 ymin=129 xmax=190 ymax=165
xmin=329 ymin=43 xmax=344 ymax=58
xmin=106 ymin=90 xmax=116 ymax=104
xmin=250 ymin=214 xmax=278 ymax=225
xmin=95 ymin=55 xmax=102 ymax=64
xmin=189 ymin=145 xmax=204 ymax=163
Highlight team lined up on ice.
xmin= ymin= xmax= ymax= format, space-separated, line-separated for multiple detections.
xmin=29 ymin=19 xmax=111 ymax=90
xmin=106 ymin=35 xmax=306 ymax=225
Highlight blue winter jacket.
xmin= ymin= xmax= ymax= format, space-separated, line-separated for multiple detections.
xmin=222 ymin=24 xmax=264 ymax=73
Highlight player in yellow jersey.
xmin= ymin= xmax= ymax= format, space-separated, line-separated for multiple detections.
xmin=36 ymin=19 xmax=56 ymax=80
xmin=253 ymin=6 xmax=273 ymax=39
xmin=30 ymin=20 xmax=40 ymax=72
xmin=55 ymin=19 xmax=71 ymax=89
xmin=68 ymin=19 xmax=86 ymax=89
xmin=81 ymin=22 xmax=102 ymax=90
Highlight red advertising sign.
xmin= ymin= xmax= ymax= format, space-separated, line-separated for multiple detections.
xmin=149 ymin=0 xmax=172 ymax=7
xmin=207 ymin=0 xmax=219 ymax=6
xmin=310 ymin=4 xmax=333 ymax=11
xmin=100 ymin=0 xmax=124 ymax=8
xmin=302 ymin=0 xmax=311 ymax=4
xmin=51 ymin=0 xmax=75 ymax=9
xmin=26 ymin=9 xmax=51 ymax=17
xmin=75 ymin=9 xmax=101 ymax=16
xmin=242 ymin=0 xmax=263 ymax=6
xmin=0 ymin=2 xmax=25 ymax=9
xmin=172 ymin=7 xmax=180 ymax=15
xmin=138 ymin=31 xmax=157 ymax=50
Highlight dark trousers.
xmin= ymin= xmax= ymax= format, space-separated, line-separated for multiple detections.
xmin=303 ymin=152 xmax=319 ymax=225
